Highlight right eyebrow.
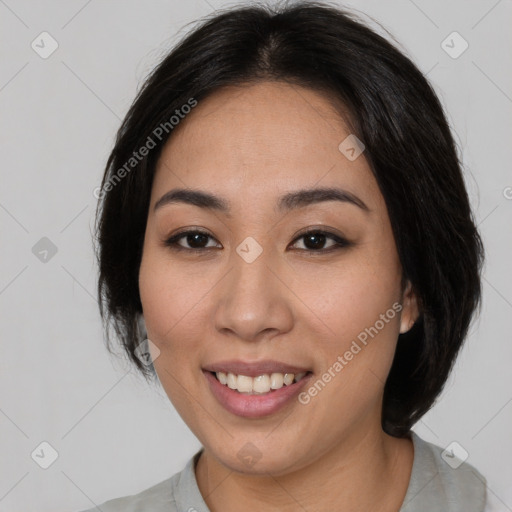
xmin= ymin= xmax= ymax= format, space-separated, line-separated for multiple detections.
xmin=153 ymin=186 xmax=370 ymax=215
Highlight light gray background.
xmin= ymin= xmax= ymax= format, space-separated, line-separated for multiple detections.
xmin=1 ymin=0 xmax=511 ymax=510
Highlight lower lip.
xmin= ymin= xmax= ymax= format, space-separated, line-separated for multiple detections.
xmin=203 ymin=371 xmax=312 ymax=418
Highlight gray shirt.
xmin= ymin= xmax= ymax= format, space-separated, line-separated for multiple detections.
xmin=79 ymin=431 xmax=488 ymax=511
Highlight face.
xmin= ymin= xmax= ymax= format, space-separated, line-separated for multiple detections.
xmin=138 ymin=81 xmax=418 ymax=475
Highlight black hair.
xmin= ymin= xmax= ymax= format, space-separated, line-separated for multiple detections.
xmin=94 ymin=0 xmax=484 ymax=437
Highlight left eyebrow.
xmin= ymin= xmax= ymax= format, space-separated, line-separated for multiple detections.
xmin=277 ymin=187 xmax=369 ymax=213
xmin=154 ymin=188 xmax=230 ymax=213
xmin=153 ymin=186 xmax=370 ymax=214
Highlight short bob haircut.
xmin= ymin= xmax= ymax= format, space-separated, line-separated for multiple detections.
xmin=94 ymin=0 xmax=484 ymax=438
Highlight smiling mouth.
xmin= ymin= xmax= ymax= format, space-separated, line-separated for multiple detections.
xmin=209 ymin=370 xmax=312 ymax=394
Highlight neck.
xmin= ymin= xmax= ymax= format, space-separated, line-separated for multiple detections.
xmin=195 ymin=420 xmax=414 ymax=512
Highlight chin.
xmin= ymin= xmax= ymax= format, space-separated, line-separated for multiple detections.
xmin=207 ymin=437 xmax=310 ymax=477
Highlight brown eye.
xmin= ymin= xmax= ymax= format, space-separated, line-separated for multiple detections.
xmin=164 ymin=230 xmax=221 ymax=251
xmin=290 ymin=230 xmax=350 ymax=252
xmin=164 ymin=228 xmax=350 ymax=254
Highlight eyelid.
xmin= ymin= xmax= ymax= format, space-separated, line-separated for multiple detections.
xmin=289 ymin=228 xmax=350 ymax=252
xmin=163 ymin=226 xmax=351 ymax=253
xmin=164 ymin=228 xmax=220 ymax=251
xmin=290 ymin=225 xmax=347 ymax=243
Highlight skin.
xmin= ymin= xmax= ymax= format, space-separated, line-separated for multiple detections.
xmin=138 ymin=81 xmax=419 ymax=512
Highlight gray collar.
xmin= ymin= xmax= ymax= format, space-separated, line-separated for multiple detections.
xmin=171 ymin=431 xmax=487 ymax=512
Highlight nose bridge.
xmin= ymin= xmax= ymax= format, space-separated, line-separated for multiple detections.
xmin=213 ymin=236 xmax=293 ymax=340
xmin=232 ymin=237 xmax=273 ymax=298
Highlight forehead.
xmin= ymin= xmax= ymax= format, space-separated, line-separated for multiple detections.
xmin=151 ymin=81 xmax=380 ymax=210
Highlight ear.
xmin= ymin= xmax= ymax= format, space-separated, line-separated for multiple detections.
xmin=399 ymin=280 xmax=420 ymax=334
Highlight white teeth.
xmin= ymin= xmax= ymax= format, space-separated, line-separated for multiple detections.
xmin=227 ymin=373 xmax=237 ymax=389
xmin=236 ymin=375 xmax=253 ymax=393
xmin=253 ymin=374 xmax=271 ymax=393
xmin=283 ymin=373 xmax=294 ymax=386
xmin=214 ymin=371 xmax=308 ymax=394
xmin=270 ymin=372 xmax=284 ymax=389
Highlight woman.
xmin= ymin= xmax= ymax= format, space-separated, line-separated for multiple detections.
xmin=84 ymin=2 xmax=491 ymax=510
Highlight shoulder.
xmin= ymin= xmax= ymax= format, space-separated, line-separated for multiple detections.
xmin=75 ymin=452 xmax=203 ymax=512
xmin=77 ymin=475 xmax=177 ymax=512
xmin=400 ymin=432 xmax=487 ymax=512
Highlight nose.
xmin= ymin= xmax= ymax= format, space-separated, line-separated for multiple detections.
xmin=213 ymin=246 xmax=294 ymax=343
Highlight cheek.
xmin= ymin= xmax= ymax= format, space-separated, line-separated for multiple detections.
xmin=295 ymin=274 xmax=402 ymax=439
xmin=293 ymin=244 xmax=403 ymax=399
xmin=295 ymin=254 xmax=401 ymax=342
xmin=139 ymin=251 xmax=208 ymax=417
xmin=138 ymin=248 xmax=207 ymax=348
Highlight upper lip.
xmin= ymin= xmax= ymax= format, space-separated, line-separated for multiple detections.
xmin=203 ymin=360 xmax=311 ymax=377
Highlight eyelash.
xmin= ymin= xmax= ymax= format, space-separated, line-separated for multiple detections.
xmin=163 ymin=228 xmax=351 ymax=254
